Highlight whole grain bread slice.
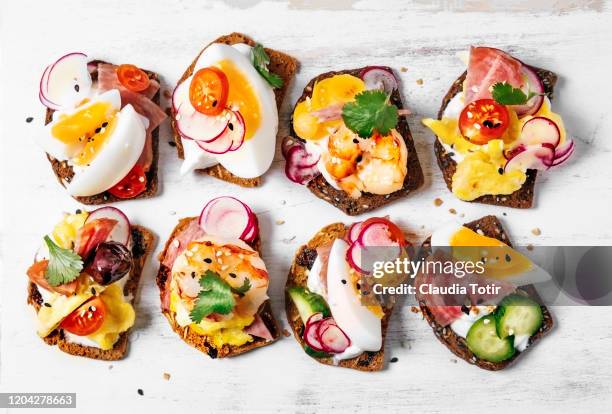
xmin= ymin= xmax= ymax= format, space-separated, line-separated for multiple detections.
xmin=171 ymin=32 xmax=298 ymax=187
xmin=285 ymin=222 xmax=394 ymax=371
xmin=156 ymin=217 xmax=280 ymax=358
xmin=418 ymin=215 xmax=554 ymax=370
xmin=434 ymin=67 xmax=558 ymax=208
xmin=290 ymin=68 xmax=424 ymax=215
xmin=44 ymin=61 xmax=161 ymax=205
xmin=27 ymin=224 xmax=155 ymax=360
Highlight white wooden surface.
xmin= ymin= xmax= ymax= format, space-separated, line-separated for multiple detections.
xmin=1 ymin=1 xmax=612 ymax=413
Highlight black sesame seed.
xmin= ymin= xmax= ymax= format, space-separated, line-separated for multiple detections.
xmin=76 ymin=209 xmax=82 ymax=214
xmin=204 ymin=258 xmax=212 ymax=264
xmin=137 ymin=389 xmax=144 ymax=396
xmin=89 ymin=306 xmax=95 ymax=312
xmin=102 ymin=122 xmax=108 ymax=127
xmin=228 ymin=123 xmax=234 ymax=131
xmin=74 ymin=84 xmax=80 ymax=92
xmin=212 ymin=100 xmax=217 ymax=107
xmin=390 ymin=357 xmax=399 ymax=363
xmin=191 ymin=272 xmax=196 ymax=278
xmin=168 ymin=141 xmax=177 ymax=147
xmin=353 ymin=138 xmax=359 ymax=144
xmin=341 ymin=279 xmax=347 ymax=284
xmin=505 ymin=254 xmax=512 ymax=262
xmin=95 ymin=127 xmax=101 ymax=134
xmin=447 ymin=152 xmax=455 ymax=157
xmin=356 ymin=283 xmax=361 ymax=290
xmin=26 ymin=117 xmax=34 ymax=123
xmin=461 ymin=304 xmax=470 ymax=314
xmin=229 ymin=273 xmax=237 ymax=278
xmin=498 ymin=167 xmax=504 ymax=175
xmin=91 ymin=287 xmax=96 ymax=295
xmin=44 ymin=302 xmax=51 ymax=308
xmin=355 ymin=155 xmax=363 ymax=163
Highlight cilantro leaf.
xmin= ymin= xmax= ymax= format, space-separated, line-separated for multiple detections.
xmin=231 ymin=278 xmax=251 ymax=297
xmin=252 ymin=44 xmax=283 ymax=89
xmin=491 ymin=82 xmax=540 ymax=105
xmin=190 ymin=270 xmax=236 ymax=323
xmin=43 ymin=235 xmax=83 ymax=287
xmin=342 ymin=90 xmax=399 ymax=138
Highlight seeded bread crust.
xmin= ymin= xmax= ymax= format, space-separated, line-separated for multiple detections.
xmin=285 ymin=223 xmax=394 ymax=371
xmin=289 ymin=68 xmax=424 ymax=216
xmin=418 ymin=215 xmax=554 ymax=370
xmin=44 ymin=61 xmax=161 ymax=205
xmin=26 ymin=225 xmax=155 ymax=360
xmin=171 ymin=32 xmax=298 ymax=188
xmin=434 ymin=66 xmax=558 ymax=208
xmin=156 ymin=217 xmax=280 ymax=358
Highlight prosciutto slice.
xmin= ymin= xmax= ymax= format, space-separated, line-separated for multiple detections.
xmin=465 ymin=46 xmax=524 ymax=103
xmin=244 ymin=314 xmax=274 ymax=340
xmin=97 ymin=63 xmax=167 ymax=172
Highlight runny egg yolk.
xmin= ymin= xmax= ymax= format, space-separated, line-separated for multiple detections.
xmin=215 ymin=59 xmax=261 ymax=140
xmin=51 ymin=101 xmax=118 ymax=167
xmin=449 ymin=227 xmax=532 ymax=279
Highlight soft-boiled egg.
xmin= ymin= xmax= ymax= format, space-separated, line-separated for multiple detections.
xmin=178 ymin=43 xmax=278 ymax=179
xmin=431 ymin=222 xmax=551 ymax=285
xmin=326 ymin=239 xmax=382 ymax=353
xmin=37 ymin=89 xmax=146 ymax=196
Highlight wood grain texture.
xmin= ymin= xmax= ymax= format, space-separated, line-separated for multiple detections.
xmin=1 ymin=1 xmax=612 ymax=413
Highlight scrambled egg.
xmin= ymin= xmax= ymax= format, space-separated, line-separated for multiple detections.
xmin=87 ymin=284 xmax=135 ymax=350
xmin=52 ymin=211 xmax=89 ymax=248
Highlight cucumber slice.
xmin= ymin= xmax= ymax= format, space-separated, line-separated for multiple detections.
xmin=495 ymin=294 xmax=543 ymax=339
xmin=304 ymin=345 xmax=331 ymax=358
xmin=287 ymin=286 xmax=330 ymax=323
xmin=466 ymin=315 xmax=515 ymax=363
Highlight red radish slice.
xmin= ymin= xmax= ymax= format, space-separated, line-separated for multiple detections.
xmin=319 ymin=321 xmax=351 ymax=353
xmin=198 ymin=197 xmax=253 ymax=241
xmin=285 ymin=161 xmax=320 ymax=185
xmin=358 ymin=222 xmax=399 ymax=248
xmin=347 ymin=221 xmax=363 ymax=243
xmin=359 ymin=66 xmax=398 ymax=94
xmin=227 ymin=111 xmax=246 ymax=151
xmin=554 ymin=139 xmax=574 ymax=159
xmin=40 ymin=52 xmax=92 ymax=110
xmin=520 ymin=117 xmax=560 ymax=148
xmin=242 ymin=214 xmax=259 ymax=243
xmin=552 ymin=141 xmax=575 ymax=166
xmin=286 ymin=144 xmax=320 ymax=168
xmin=513 ymin=65 xmax=545 ymax=117
xmin=346 ymin=240 xmax=369 ymax=275
xmin=505 ymin=144 xmax=554 ymax=172
xmin=176 ymin=102 xmax=229 ymax=143
xmin=304 ymin=319 xmax=326 ymax=352
xmin=86 ymin=207 xmax=131 ymax=245
xmin=306 ymin=312 xmax=324 ymax=326
xmin=281 ymin=136 xmax=301 ymax=159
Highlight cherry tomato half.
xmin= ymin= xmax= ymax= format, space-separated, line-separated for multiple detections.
xmin=60 ymin=296 xmax=107 ymax=336
xmin=360 ymin=217 xmax=407 ymax=246
xmin=189 ymin=67 xmax=229 ymax=116
xmin=108 ymin=164 xmax=147 ymax=199
xmin=459 ymin=99 xmax=510 ymax=145
xmin=117 ymin=64 xmax=150 ymax=92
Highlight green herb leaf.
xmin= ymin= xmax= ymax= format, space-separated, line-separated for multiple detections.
xmin=231 ymin=278 xmax=251 ymax=297
xmin=190 ymin=270 xmax=236 ymax=323
xmin=43 ymin=235 xmax=83 ymax=287
xmin=491 ymin=82 xmax=540 ymax=105
xmin=252 ymin=44 xmax=283 ymax=89
xmin=342 ymin=90 xmax=399 ymax=138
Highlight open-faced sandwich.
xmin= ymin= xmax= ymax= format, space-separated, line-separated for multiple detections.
xmin=286 ymin=217 xmax=407 ymax=371
xmin=171 ymin=33 xmax=298 ymax=187
xmin=423 ymin=47 xmax=574 ymax=208
xmin=37 ymin=53 xmax=167 ymax=203
xmin=283 ymin=67 xmax=424 ymax=215
xmin=157 ymin=197 xmax=279 ymax=358
xmin=26 ymin=207 xmax=154 ymax=360
xmin=416 ymin=215 xmax=553 ymax=370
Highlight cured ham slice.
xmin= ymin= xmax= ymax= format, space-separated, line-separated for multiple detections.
xmin=244 ymin=314 xmax=274 ymax=340
xmin=97 ymin=63 xmax=160 ymax=100
xmin=465 ymin=46 xmax=524 ymax=103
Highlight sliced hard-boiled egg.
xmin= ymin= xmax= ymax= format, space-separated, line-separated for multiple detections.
xmin=431 ymin=222 xmax=551 ymax=285
xmin=326 ymin=238 xmax=382 ymax=352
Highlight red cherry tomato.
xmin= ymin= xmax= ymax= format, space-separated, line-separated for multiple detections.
xmin=60 ymin=296 xmax=107 ymax=336
xmin=108 ymin=164 xmax=147 ymax=199
xmin=189 ymin=67 xmax=229 ymax=116
xmin=360 ymin=217 xmax=406 ymax=246
xmin=117 ymin=64 xmax=150 ymax=92
xmin=459 ymin=99 xmax=510 ymax=145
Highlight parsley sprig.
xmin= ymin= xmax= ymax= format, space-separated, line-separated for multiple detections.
xmin=491 ymin=82 xmax=542 ymax=105
xmin=190 ymin=271 xmax=252 ymax=323
xmin=43 ymin=235 xmax=83 ymax=286
xmin=342 ymin=90 xmax=399 ymax=138
xmin=252 ymin=44 xmax=283 ymax=89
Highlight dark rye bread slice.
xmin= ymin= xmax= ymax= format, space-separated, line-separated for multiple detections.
xmin=418 ymin=215 xmax=554 ymax=370
xmin=26 ymin=225 xmax=155 ymax=360
xmin=290 ymin=68 xmax=424 ymax=216
xmin=45 ymin=61 xmax=161 ymax=205
xmin=156 ymin=217 xmax=280 ymax=358
xmin=171 ymin=32 xmax=298 ymax=188
xmin=434 ymin=67 xmax=558 ymax=208
xmin=285 ymin=223 xmax=394 ymax=371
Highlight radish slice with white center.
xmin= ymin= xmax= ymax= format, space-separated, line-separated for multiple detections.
xmin=306 ymin=312 xmax=324 ymax=326
xmin=176 ymin=102 xmax=229 ymax=143
xmin=347 ymin=221 xmax=363 ymax=243
xmin=358 ymin=222 xmax=398 ymax=248
xmin=512 ymin=65 xmax=545 ymax=117
xmin=227 ymin=111 xmax=246 ymax=151
xmin=281 ymin=136 xmax=301 ymax=159
xmin=40 ymin=52 xmax=92 ymax=110
xmin=346 ymin=240 xmax=368 ymax=275
xmin=198 ymin=197 xmax=252 ymax=241
xmin=241 ymin=214 xmax=259 ymax=243
xmin=86 ymin=207 xmax=131 ymax=245
xmin=304 ymin=318 xmax=326 ymax=352
xmin=505 ymin=144 xmax=555 ymax=172
xmin=520 ymin=116 xmax=560 ymax=148
xmin=318 ymin=320 xmax=351 ymax=353
xmin=552 ymin=141 xmax=575 ymax=166
xmin=554 ymin=139 xmax=574 ymax=159
xmin=359 ymin=66 xmax=398 ymax=94
xmin=196 ymin=111 xmax=245 ymax=154
xmin=286 ymin=144 xmax=320 ymax=168
xmin=285 ymin=159 xmax=320 ymax=185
